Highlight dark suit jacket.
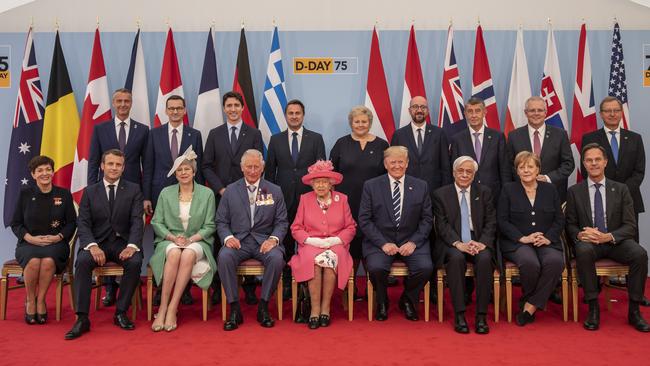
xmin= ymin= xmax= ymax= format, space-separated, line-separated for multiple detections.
xmin=391 ymin=123 xmax=452 ymax=198
xmin=506 ymin=124 xmax=574 ymax=202
xmin=580 ymin=128 xmax=645 ymax=213
xmin=565 ymin=179 xmax=637 ymax=245
xmin=497 ymin=181 xmax=564 ymax=253
xmin=450 ymin=127 xmax=510 ymax=200
xmin=142 ymin=123 xmax=204 ymax=206
xmin=88 ymin=119 xmax=149 ymax=185
xmin=264 ymin=128 xmax=326 ymax=211
xmin=358 ymin=174 xmax=433 ymax=257
xmin=202 ymin=123 xmax=264 ymax=196
xmin=77 ymin=180 xmax=144 ymax=249
xmin=216 ymin=178 xmax=288 ymax=247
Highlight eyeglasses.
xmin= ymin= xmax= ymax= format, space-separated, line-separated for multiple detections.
xmin=167 ymin=107 xmax=185 ymax=112
xmin=525 ymin=108 xmax=546 ymax=113
xmin=409 ymin=105 xmax=428 ymax=111
xmin=601 ymin=109 xmax=622 ymax=114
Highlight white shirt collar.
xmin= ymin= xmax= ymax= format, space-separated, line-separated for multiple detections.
xmin=168 ymin=122 xmax=184 ymax=135
xmin=246 ymin=179 xmax=260 ymax=191
xmin=603 ymin=125 xmax=621 ymax=135
xmin=227 ymin=120 xmax=243 ymax=130
xmin=288 ymin=126 xmax=304 ymax=137
xmin=388 ymin=174 xmax=405 ymax=186
xmin=114 ymin=116 xmax=131 ymax=127
xmin=588 ymin=177 xmax=606 ymax=188
xmin=410 ymin=122 xmax=426 ymax=136
xmin=103 ymin=178 xmax=120 ymax=188
xmin=469 ymin=124 xmax=485 ymax=136
xmin=454 ymin=183 xmax=471 ymax=195
xmin=527 ymin=123 xmax=546 ymax=137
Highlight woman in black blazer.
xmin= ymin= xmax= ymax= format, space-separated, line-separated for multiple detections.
xmin=498 ymin=151 xmax=564 ymax=326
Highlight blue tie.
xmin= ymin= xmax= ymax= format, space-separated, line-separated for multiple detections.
xmin=392 ymin=180 xmax=401 ymax=226
xmin=593 ymin=183 xmax=607 ymax=233
xmin=291 ymin=132 xmax=299 ymax=163
xmin=609 ymin=131 xmax=619 ymax=163
xmin=460 ymin=189 xmax=471 ymax=243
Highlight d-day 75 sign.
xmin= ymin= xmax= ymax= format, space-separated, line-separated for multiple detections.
xmin=0 ymin=45 xmax=10 ymax=88
xmin=293 ymin=57 xmax=358 ymax=75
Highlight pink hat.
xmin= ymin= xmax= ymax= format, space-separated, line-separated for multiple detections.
xmin=301 ymin=160 xmax=343 ymax=185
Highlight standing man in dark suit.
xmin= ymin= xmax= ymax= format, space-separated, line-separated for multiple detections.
xmin=65 ymin=149 xmax=144 ymax=340
xmin=202 ymin=91 xmax=264 ymax=305
xmin=450 ymin=97 xmax=510 ymax=201
xmin=506 ymin=96 xmax=574 ymax=203
xmin=433 ymin=156 xmax=496 ymax=334
xmin=216 ymin=149 xmax=288 ymax=331
xmin=265 ymin=99 xmax=326 ymax=299
xmin=359 ymin=146 xmax=433 ymax=321
xmin=565 ymin=143 xmax=649 ymax=332
xmin=87 ymin=88 xmax=149 ymax=306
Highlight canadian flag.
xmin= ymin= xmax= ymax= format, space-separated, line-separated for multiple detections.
xmin=153 ymin=28 xmax=187 ymax=127
xmin=364 ymin=27 xmax=395 ymax=142
xmin=71 ymin=28 xmax=111 ymax=203
xmin=399 ymin=25 xmax=429 ymax=127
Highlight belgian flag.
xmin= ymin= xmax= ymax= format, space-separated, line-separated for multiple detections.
xmin=232 ymin=27 xmax=258 ymax=128
xmin=41 ymin=31 xmax=80 ymax=189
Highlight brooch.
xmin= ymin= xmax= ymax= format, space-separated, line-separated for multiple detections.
xmin=53 ymin=197 xmax=62 ymax=206
xmin=51 ymin=220 xmax=60 ymax=228
xmin=334 ymin=194 xmax=340 ymax=202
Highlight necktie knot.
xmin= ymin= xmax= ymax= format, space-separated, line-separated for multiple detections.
xmin=394 ymin=180 xmax=401 ymax=187
xmin=108 ymin=184 xmax=115 ymax=190
xmin=473 ymin=132 xmax=481 ymax=138
xmin=292 ymin=131 xmax=298 ymax=137
xmin=594 ymin=182 xmax=602 ymax=190
xmin=248 ymin=185 xmax=256 ymax=193
xmin=460 ymin=188 xmax=467 ymax=194
xmin=172 ymin=128 xmax=177 ymax=134
xmin=609 ymin=131 xmax=617 ymax=137
xmin=120 ymin=122 xmax=126 ymax=128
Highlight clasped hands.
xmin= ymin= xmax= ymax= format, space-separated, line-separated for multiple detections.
xmin=24 ymin=233 xmax=62 ymax=246
xmin=578 ymin=227 xmax=614 ymax=245
xmin=519 ymin=232 xmax=551 ymax=247
xmin=225 ymin=237 xmax=277 ymax=254
xmin=381 ymin=241 xmax=416 ymax=256
xmin=88 ymin=245 xmax=136 ymax=266
xmin=305 ymin=237 xmax=342 ymax=249
xmin=455 ymin=240 xmax=487 ymax=255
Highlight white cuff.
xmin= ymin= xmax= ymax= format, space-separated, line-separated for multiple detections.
xmin=127 ymin=244 xmax=140 ymax=251
xmin=223 ymin=235 xmax=234 ymax=245
xmin=83 ymin=242 xmax=98 ymax=251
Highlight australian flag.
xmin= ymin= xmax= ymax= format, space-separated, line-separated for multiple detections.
xmin=3 ymin=28 xmax=44 ymax=226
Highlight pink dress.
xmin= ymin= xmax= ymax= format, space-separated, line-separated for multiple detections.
xmin=289 ymin=191 xmax=356 ymax=289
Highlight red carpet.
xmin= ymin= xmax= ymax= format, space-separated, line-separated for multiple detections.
xmin=0 ymin=278 xmax=648 ymax=365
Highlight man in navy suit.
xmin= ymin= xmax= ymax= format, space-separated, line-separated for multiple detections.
xmin=359 ymin=146 xmax=433 ymax=321
xmin=87 ymin=88 xmax=149 ymax=307
xmin=216 ymin=149 xmax=288 ymax=331
xmin=202 ymin=91 xmax=264 ymax=305
xmin=265 ymin=99 xmax=326 ymax=299
xmin=65 ymin=149 xmax=144 ymax=340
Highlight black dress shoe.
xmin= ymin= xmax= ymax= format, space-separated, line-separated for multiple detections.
xmin=102 ymin=287 xmax=117 ymax=307
xmin=113 ymin=313 xmax=135 ymax=330
xmin=244 ymin=288 xmax=258 ymax=305
xmin=181 ymin=288 xmax=194 ymax=305
xmin=475 ymin=314 xmax=489 ymax=334
xmin=583 ymin=302 xmax=600 ymax=331
xmin=454 ymin=313 xmax=469 ymax=334
xmin=308 ymin=317 xmax=320 ymax=329
xmin=211 ymin=289 xmax=221 ymax=305
xmin=375 ymin=302 xmax=388 ymax=321
xmin=282 ymin=284 xmax=292 ymax=301
xmin=628 ymin=310 xmax=650 ymax=332
xmin=515 ymin=310 xmax=535 ymax=326
xmin=223 ymin=308 xmax=243 ymax=331
xmin=399 ymin=296 xmax=419 ymax=321
xmin=257 ymin=304 xmax=274 ymax=328
xmin=640 ymin=296 xmax=650 ymax=307
xmin=64 ymin=317 xmax=90 ymax=340
xmin=319 ymin=314 xmax=331 ymax=327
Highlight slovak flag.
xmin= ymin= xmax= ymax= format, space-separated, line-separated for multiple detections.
xmin=540 ymin=24 xmax=568 ymax=131
xmin=153 ymin=28 xmax=187 ymax=127
xmin=438 ymin=24 xmax=466 ymax=136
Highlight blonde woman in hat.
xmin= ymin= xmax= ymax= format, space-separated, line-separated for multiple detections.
xmin=149 ymin=147 xmax=217 ymax=332
xmin=289 ymin=160 xmax=356 ymax=329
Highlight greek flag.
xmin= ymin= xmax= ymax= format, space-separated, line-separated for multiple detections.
xmin=259 ymin=26 xmax=288 ymax=148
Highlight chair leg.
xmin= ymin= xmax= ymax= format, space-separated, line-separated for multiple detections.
xmin=68 ymin=274 xmax=76 ymax=313
xmin=202 ymin=289 xmax=208 ymax=321
xmin=94 ymin=276 xmax=102 ymax=311
xmin=571 ymin=269 xmax=578 ymax=322
xmin=1 ymin=272 xmax=8 ymax=320
xmin=291 ymin=278 xmax=297 ymax=321
xmin=437 ymin=271 xmax=443 ymax=323
xmin=221 ymin=284 xmax=226 ymax=321
xmin=604 ymin=277 xmax=612 ymax=312
xmin=367 ymin=277 xmax=373 ymax=322
xmin=347 ymin=276 xmax=354 ymax=321
xmin=424 ymin=281 xmax=430 ymax=322
xmin=493 ymin=271 xmax=500 ymax=323
xmin=562 ymin=269 xmax=568 ymax=322
xmin=147 ymin=269 xmax=153 ymax=321
xmin=277 ymin=274 xmax=283 ymax=321
xmin=506 ymin=273 xmax=512 ymax=323
xmin=56 ymin=274 xmax=63 ymax=321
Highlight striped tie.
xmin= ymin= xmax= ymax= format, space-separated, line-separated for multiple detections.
xmin=392 ymin=180 xmax=401 ymax=226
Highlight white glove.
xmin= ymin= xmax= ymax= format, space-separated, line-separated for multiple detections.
xmin=304 ymin=237 xmax=330 ymax=248
xmin=323 ymin=237 xmax=342 ymax=246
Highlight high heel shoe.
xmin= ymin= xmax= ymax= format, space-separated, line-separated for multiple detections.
xmin=36 ymin=302 xmax=47 ymax=324
xmin=164 ymin=323 xmax=177 ymax=332
xmin=24 ymin=301 xmax=36 ymax=325
xmin=151 ymin=313 xmax=164 ymax=332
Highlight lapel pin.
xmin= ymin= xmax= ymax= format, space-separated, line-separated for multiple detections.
xmin=624 ymin=136 xmax=628 ymax=140
xmin=475 ymin=197 xmax=479 ymax=201
xmin=133 ymin=124 xmax=137 ymax=129
xmin=370 ymin=150 xmax=374 ymax=154
xmin=611 ymin=187 xmax=615 ymax=191
xmin=408 ymin=186 xmax=413 ymax=190
xmin=488 ymin=135 xmax=492 ymax=139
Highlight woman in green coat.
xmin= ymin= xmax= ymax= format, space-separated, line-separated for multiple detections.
xmin=149 ymin=147 xmax=217 ymax=332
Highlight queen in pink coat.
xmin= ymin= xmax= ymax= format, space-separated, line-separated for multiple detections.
xmin=290 ymin=160 xmax=356 ymax=329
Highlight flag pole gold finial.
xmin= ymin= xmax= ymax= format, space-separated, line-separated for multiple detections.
xmin=272 ymin=18 xmax=276 ymax=27
xmin=165 ymin=17 xmax=170 ymax=28
xmin=54 ymin=18 xmax=59 ymax=31
xmin=96 ymin=16 xmax=100 ymax=28
xmin=477 ymin=16 xmax=480 ymax=26
xmin=136 ymin=18 xmax=141 ymax=29
xmin=547 ymin=17 xmax=552 ymax=25
xmin=211 ymin=19 xmax=216 ymax=29
xmin=30 ymin=16 xmax=33 ymax=29
xmin=241 ymin=19 xmax=245 ymax=29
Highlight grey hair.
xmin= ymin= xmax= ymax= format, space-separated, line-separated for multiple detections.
xmin=348 ymin=105 xmax=374 ymax=126
xmin=453 ymin=156 xmax=478 ymax=172
xmin=178 ymin=158 xmax=197 ymax=173
xmin=383 ymin=146 xmax=409 ymax=160
xmin=524 ymin=96 xmax=546 ymax=111
xmin=240 ymin=149 xmax=265 ymax=166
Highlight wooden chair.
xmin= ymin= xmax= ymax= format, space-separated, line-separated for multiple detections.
xmin=570 ymin=259 xmax=629 ymax=322
xmin=1 ymin=233 xmax=77 ymax=321
xmin=366 ymin=261 xmax=430 ymax=322
xmin=146 ymin=265 xmax=210 ymax=321
xmin=436 ymin=265 xmax=501 ymax=322
xmin=220 ymin=259 xmax=283 ymax=321
xmin=92 ymin=262 xmax=142 ymax=320
xmin=291 ymin=274 xmax=354 ymax=321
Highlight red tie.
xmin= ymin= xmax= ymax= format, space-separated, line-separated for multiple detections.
xmin=533 ymin=130 xmax=541 ymax=156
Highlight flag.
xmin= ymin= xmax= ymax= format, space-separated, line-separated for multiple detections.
xmin=3 ymin=27 xmax=44 ymax=226
xmin=364 ymin=27 xmax=395 ymax=142
xmin=233 ymin=27 xmax=258 ymax=128
xmin=570 ymin=23 xmax=597 ymax=184
xmin=153 ymin=28 xmax=186 ymax=128
xmin=71 ymin=28 xmax=111 ymax=204
xmin=41 ymin=31 xmax=80 ymax=189
xmin=259 ymin=26 xmax=287 ymax=148
xmin=540 ymin=24 xmax=568 ymax=130
xmin=437 ymin=25 xmax=466 ymax=136
xmin=608 ymin=22 xmax=631 ymax=129
xmin=399 ymin=25 xmax=428 ymax=127
xmin=471 ymin=25 xmax=500 ymax=130
xmin=504 ymin=28 xmax=532 ymax=136
xmin=194 ymin=28 xmax=223 ymax=146
xmin=125 ymin=28 xmax=150 ymax=127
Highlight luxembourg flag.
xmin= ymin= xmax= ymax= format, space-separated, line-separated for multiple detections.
xmin=364 ymin=27 xmax=395 ymax=142
xmin=540 ymin=24 xmax=568 ymax=131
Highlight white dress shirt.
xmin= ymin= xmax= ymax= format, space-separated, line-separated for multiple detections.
xmin=603 ymin=125 xmax=621 ymax=148
xmin=114 ymin=117 xmax=131 ymax=144
xmin=527 ymin=123 xmax=551 ymax=183
xmin=469 ymin=125 xmax=485 ymax=149
xmin=410 ymin=122 xmax=426 ymax=145
xmin=287 ymin=126 xmax=304 ymax=153
xmin=587 ymin=177 xmax=608 ymax=227
xmin=388 ymin=174 xmax=405 ymax=218
xmin=227 ymin=120 xmax=243 ymax=143
xmin=168 ymin=122 xmax=184 ymax=151
xmin=455 ymin=183 xmax=474 ymax=231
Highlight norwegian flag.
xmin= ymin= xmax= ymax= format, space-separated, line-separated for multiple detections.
xmin=438 ymin=24 xmax=466 ymax=136
xmin=398 ymin=25 xmax=428 ymax=127
xmin=153 ymin=28 xmax=187 ymax=127
xmin=608 ymin=22 xmax=631 ymax=130
xmin=364 ymin=27 xmax=395 ymax=142
xmin=3 ymin=28 xmax=44 ymax=226
xmin=541 ymin=24 xmax=568 ymax=131
xmin=471 ymin=25 xmax=500 ymax=130
xmin=570 ymin=23 xmax=597 ymax=184
xmin=71 ymin=28 xmax=112 ymax=203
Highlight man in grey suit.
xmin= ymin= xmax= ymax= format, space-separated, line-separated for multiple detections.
xmin=506 ymin=96 xmax=574 ymax=203
xmin=565 ymin=143 xmax=648 ymax=332
xmin=216 ymin=149 xmax=288 ymax=331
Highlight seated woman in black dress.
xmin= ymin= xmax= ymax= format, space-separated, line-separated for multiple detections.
xmin=11 ymin=156 xmax=76 ymax=324
xmin=498 ymin=151 xmax=564 ymax=326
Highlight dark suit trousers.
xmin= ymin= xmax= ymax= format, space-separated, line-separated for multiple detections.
xmin=217 ymin=237 xmax=285 ymax=304
xmin=282 ymin=202 xmax=298 ymax=259
xmin=503 ymin=245 xmax=563 ymax=310
xmin=446 ymin=247 xmax=493 ymax=314
xmin=74 ymin=237 xmax=143 ymax=315
xmin=366 ymin=251 xmax=433 ymax=307
xmin=575 ymin=239 xmax=648 ymax=303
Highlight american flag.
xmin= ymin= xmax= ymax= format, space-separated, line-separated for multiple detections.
xmin=3 ymin=28 xmax=44 ymax=226
xmin=608 ymin=22 xmax=631 ymax=130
